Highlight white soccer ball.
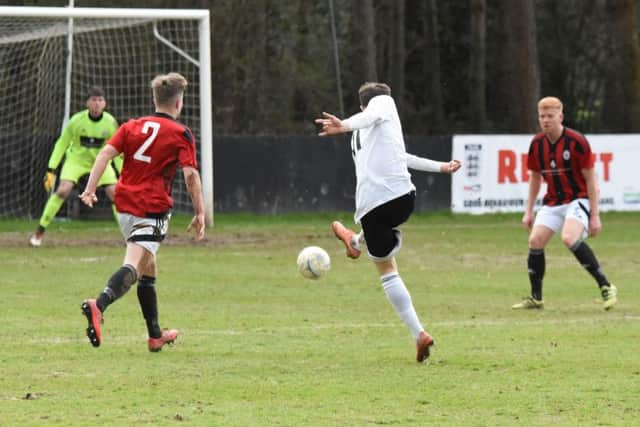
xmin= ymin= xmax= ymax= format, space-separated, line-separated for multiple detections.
xmin=296 ymin=246 xmax=331 ymax=280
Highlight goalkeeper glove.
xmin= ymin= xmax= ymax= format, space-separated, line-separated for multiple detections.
xmin=43 ymin=169 xmax=56 ymax=192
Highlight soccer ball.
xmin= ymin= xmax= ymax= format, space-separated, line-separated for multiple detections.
xmin=296 ymin=246 xmax=331 ymax=280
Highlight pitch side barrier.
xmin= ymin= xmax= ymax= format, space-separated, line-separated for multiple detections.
xmin=452 ymin=134 xmax=640 ymax=214
xmin=9 ymin=133 xmax=638 ymax=218
xmin=213 ymin=135 xmax=453 ymax=214
xmin=0 ymin=134 xmax=454 ymax=218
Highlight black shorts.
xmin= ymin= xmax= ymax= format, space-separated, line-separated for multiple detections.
xmin=360 ymin=191 xmax=415 ymax=258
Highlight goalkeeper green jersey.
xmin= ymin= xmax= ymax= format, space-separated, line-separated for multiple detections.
xmin=47 ymin=109 xmax=120 ymax=171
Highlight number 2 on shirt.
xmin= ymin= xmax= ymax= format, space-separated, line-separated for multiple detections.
xmin=133 ymin=121 xmax=160 ymax=163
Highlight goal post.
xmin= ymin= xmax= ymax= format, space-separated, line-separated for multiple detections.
xmin=0 ymin=6 xmax=214 ymax=226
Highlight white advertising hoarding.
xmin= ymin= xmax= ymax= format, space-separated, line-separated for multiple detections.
xmin=452 ymin=134 xmax=640 ymax=214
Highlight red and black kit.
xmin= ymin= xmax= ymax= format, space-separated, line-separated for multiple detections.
xmin=108 ymin=112 xmax=198 ymax=218
xmin=527 ymin=127 xmax=595 ymax=206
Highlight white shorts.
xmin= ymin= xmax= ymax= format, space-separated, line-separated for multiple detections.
xmin=533 ymin=198 xmax=590 ymax=239
xmin=117 ymin=212 xmax=171 ymax=255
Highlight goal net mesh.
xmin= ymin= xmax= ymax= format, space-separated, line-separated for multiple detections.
xmin=0 ymin=15 xmax=202 ymax=218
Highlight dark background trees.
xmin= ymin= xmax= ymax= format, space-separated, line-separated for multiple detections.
xmin=4 ymin=0 xmax=640 ymax=135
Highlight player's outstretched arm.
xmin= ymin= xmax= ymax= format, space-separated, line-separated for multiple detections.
xmin=406 ymin=154 xmax=462 ymax=174
xmin=315 ymin=112 xmax=350 ymax=136
xmin=79 ymin=144 xmax=119 ymax=208
xmin=442 ymin=159 xmax=462 ymax=173
xmin=183 ymin=166 xmax=205 ymax=241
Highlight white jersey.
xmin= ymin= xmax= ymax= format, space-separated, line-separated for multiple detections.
xmin=342 ymin=94 xmax=415 ymax=224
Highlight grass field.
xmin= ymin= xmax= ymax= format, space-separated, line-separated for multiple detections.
xmin=1 ymin=212 xmax=639 ymax=426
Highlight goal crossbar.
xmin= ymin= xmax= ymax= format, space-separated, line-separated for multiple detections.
xmin=0 ymin=6 xmax=209 ymax=20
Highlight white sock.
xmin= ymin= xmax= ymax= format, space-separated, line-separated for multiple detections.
xmin=351 ymin=231 xmax=364 ymax=251
xmin=380 ymin=272 xmax=424 ymax=339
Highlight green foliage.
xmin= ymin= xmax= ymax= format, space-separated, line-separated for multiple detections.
xmin=1 ymin=213 xmax=639 ymax=425
xmin=8 ymin=0 xmax=640 ymax=133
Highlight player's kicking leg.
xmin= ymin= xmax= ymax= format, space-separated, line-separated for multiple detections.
xmin=331 ymin=221 xmax=361 ymax=258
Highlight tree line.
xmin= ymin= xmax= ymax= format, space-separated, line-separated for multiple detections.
xmin=6 ymin=0 xmax=640 ymax=135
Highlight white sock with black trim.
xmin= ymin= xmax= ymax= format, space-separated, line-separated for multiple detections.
xmin=380 ymin=272 xmax=423 ymax=339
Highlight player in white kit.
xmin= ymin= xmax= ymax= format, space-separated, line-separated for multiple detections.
xmin=315 ymin=82 xmax=461 ymax=362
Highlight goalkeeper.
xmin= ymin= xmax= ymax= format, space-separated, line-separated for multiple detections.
xmin=29 ymin=86 xmax=121 ymax=247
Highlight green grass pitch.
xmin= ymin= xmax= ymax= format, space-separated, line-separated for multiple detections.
xmin=0 ymin=212 xmax=638 ymax=426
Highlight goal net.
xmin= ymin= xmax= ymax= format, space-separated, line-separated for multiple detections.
xmin=0 ymin=7 xmax=212 ymax=223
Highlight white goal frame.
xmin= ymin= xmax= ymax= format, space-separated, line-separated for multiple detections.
xmin=0 ymin=6 xmax=214 ymax=226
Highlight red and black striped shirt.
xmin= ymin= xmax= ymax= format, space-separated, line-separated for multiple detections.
xmin=527 ymin=127 xmax=594 ymax=206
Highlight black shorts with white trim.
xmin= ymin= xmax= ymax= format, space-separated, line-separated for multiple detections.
xmin=361 ymin=191 xmax=415 ymax=258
